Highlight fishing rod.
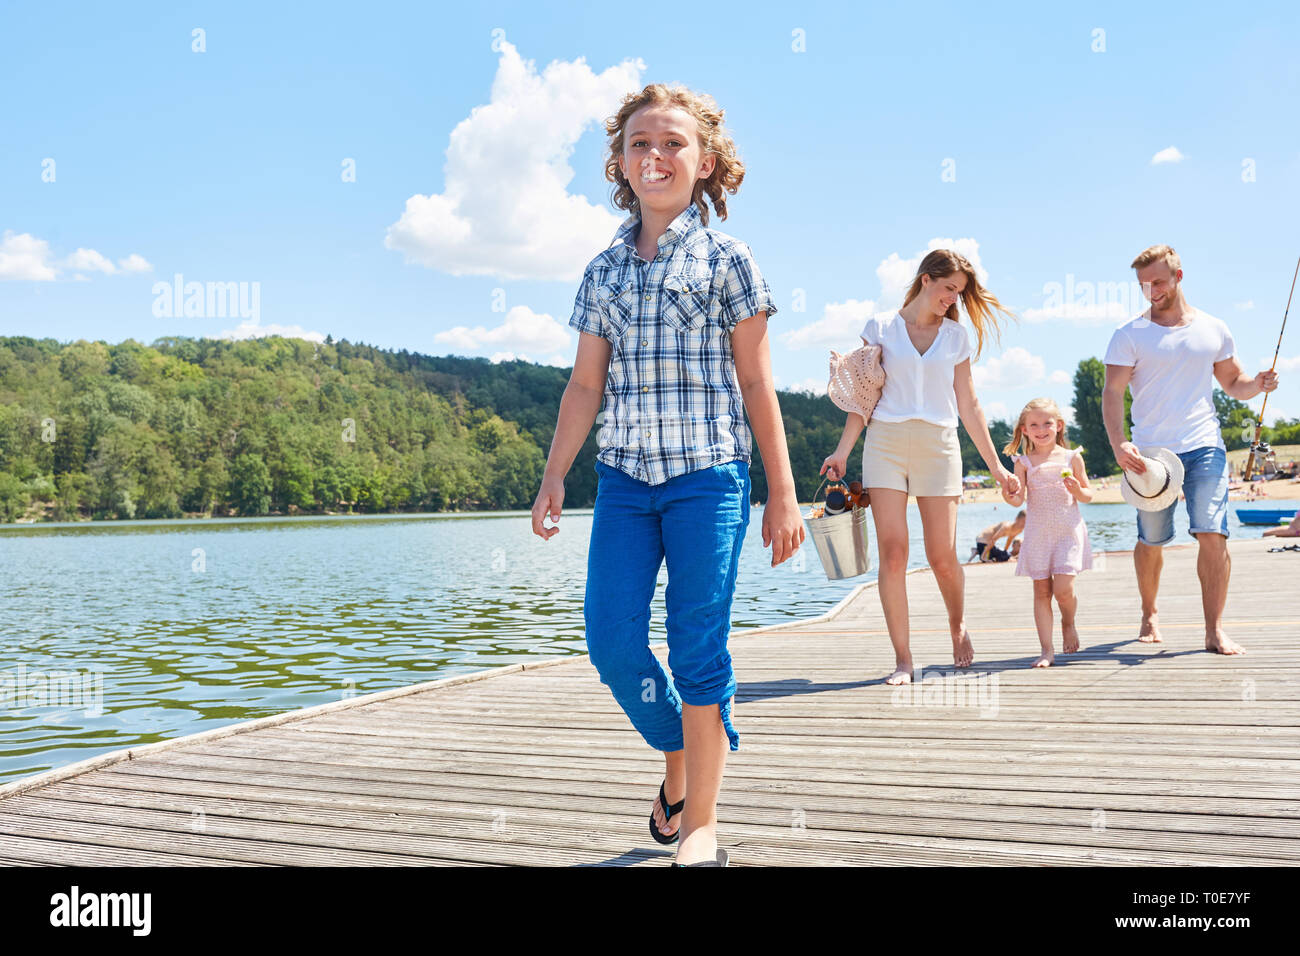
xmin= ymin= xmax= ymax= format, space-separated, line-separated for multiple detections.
xmin=1244 ymin=254 xmax=1299 ymax=480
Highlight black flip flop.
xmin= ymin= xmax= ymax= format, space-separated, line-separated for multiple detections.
xmin=649 ymin=780 xmax=685 ymax=845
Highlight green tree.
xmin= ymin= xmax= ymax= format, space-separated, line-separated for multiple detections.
xmin=229 ymin=453 xmax=272 ymax=516
xmin=1071 ymin=357 xmax=1132 ymax=476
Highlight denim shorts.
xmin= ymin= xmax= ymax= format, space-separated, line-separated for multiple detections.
xmin=583 ymin=459 xmax=751 ymax=752
xmin=1136 ymin=445 xmax=1230 ymax=546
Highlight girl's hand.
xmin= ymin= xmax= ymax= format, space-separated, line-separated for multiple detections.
xmin=1062 ymin=473 xmax=1082 ymax=498
xmin=995 ymin=466 xmax=1020 ymax=498
xmin=763 ymin=491 xmax=806 ymax=567
xmin=530 ymin=475 xmax=566 ymax=540
xmin=820 ymin=453 xmax=849 ymax=482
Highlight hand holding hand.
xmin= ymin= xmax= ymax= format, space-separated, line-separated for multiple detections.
xmin=996 ymin=466 xmax=1020 ymax=498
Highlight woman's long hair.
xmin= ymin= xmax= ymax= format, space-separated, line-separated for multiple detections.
xmin=900 ymin=249 xmax=1016 ymax=360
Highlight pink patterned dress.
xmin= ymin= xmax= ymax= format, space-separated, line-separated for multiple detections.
xmin=1015 ymin=448 xmax=1093 ymax=580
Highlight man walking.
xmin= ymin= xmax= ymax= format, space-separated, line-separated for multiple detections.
xmin=1103 ymin=245 xmax=1278 ymax=654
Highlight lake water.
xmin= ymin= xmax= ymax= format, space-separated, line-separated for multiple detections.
xmin=2 ymin=498 xmax=1295 ymax=783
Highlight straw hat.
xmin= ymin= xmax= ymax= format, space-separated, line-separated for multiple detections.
xmin=1120 ymin=447 xmax=1185 ymax=512
xmin=827 ymin=344 xmax=885 ymax=421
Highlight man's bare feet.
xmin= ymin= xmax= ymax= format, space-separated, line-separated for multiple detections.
xmin=885 ymin=666 xmax=913 ymax=685
xmin=1138 ymin=615 xmax=1163 ymax=643
xmin=1061 ymin=624 xmax=1080 ymax=654
xmin=952 ymin=627 xmax=974 ymax=668
xmin=1032 ymin=651 xmax=1054 ymax=668
xmin=1206 ymin=629 xmax=1246 ymax=655
xmin=651 ymin=770 xmax=685 ymax=839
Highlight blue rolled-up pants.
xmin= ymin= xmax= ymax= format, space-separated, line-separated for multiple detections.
xmin=584 ymin=459 xmax=750 ymax=752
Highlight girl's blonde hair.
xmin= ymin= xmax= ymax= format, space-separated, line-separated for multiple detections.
xmin=1003 ymin=397 xmax=1071 ymax=457
xmin=604 ymin=83 xmax=744 ymax=225
xmin=901 ymin=249 xmax=1016 ymax=360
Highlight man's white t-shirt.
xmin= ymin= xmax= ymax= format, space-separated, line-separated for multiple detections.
xmin=861 ymin=311 xmax=972 ymax=427
xmin=1102 ymin=307 xmax=1235 ymax=453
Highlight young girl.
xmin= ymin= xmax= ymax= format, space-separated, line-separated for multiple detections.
xmin=530 ymin=84 xmax=804 ymax=867
xmin=821 ymin=250 xmax=1019 ymax=684
xmin=1002 ymin=397 xmax=1094 ymax=667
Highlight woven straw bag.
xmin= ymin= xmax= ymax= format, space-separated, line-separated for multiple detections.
xmin=827 ymin=344 xmax=885 ymax=421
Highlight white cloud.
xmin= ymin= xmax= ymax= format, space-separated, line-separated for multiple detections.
xmin=0 ymin=231 xmax=57 ymax=280
xmin=0 ymin=230 xmax=150 ymax=282
xmin=1151 ymin=146 xmax=1184 ymax=165
xmin=985 ymin=401 xmax=1009 ymax=421
xmin=1268 ymin=354 xmax=1300 ymax=373
xmin=972 ymin=346 xmax=1046 ymax=390
xmin=1235 ymin=300 xmax=1254 ymax=311
xmin=117 ymin=253 xmax=153 ymax=274
xmin=435 ymin=304 xmax=572 ymax=358
xmin=779 ymin=237 xmax=992 ymax=350
xmin=64 ymin=248 xmax=118 ymax=274
xmin=778 ymin=298 xmax=879 ymax=350
xmin=1049 ymin=368 xmax=1071 ymax=385
xmin=489 ymin=350 xmax=569 ymax=367
xmin=1062 ymin=404 xmax=1075 ymax=425
xmin=219 ymin=320 xmax=326 ymax=343
xmin=787 ymin=377 xmax=828 ymax=396
xmin=385 ymin=41 xmax=644 ymax=282
xmin=875 ymin=238 xmax=987 ymax=308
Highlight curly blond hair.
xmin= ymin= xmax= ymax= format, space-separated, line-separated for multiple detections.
xmin=604 ymin=83 xmax=744 ymax=225
xmin=900 ymin=249 xmax=1017 ymax=360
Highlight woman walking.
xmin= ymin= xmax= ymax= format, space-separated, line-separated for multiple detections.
xmin=821 ymin=250 xmax=1018 ymax=683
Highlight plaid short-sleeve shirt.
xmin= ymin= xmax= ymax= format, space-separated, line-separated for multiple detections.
xmin=568 ymin=203 xmax=778 ymax=486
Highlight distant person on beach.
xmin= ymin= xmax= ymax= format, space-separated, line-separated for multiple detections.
xmin=1263 ymin=511 xmax=1300 ymax=537
xmin=971 ymin=511 xmax=1025 ymax=563
xmin=1103 ymin=244 xmax=1278 ymax=655
xmin=1001 ymin=398 xmax=1094 ymax=667
xmin=820 ymin=250 xmax=1019 ymax=684
xmin=531 ymin=84 xmax=802 ymax=867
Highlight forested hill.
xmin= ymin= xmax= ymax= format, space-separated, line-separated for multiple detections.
xmin=4 ymin=335 xmax=1284 ymax=523
xmin=0 ymin=335 xmax=888 ymax=522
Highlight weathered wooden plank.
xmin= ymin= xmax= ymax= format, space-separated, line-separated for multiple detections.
xmin=1 ymin=540 xmax=1297 ymax=865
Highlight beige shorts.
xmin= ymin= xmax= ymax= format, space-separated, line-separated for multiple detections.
xmin=862 ymin=418 xmax=962 ymax=497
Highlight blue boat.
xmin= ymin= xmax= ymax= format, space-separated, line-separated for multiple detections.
xmin=1235 ymin=508 xmax=1297 ymax=526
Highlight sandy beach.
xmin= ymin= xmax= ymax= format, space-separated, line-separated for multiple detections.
xmin=958 ymin=445 xmax=1300 ymax=507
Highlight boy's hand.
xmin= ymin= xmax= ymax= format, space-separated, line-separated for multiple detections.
xmin=531 ymin=475 xmax=566 ymax=540
xmin=763 ymin=492 xmax=806 ymax=567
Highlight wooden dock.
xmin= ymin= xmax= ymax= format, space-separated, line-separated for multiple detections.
xmin=2 ymin=539 xmax=1298 ymax=866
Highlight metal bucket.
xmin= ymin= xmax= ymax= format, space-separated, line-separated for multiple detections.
xmin=805 ymin=476 xmax=871 ymax=580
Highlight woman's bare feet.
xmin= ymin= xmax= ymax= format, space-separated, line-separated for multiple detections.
xmin=1206 ymin=629 xmax=1245 ymax=655
xmin=952 ymin=627 xmax=974 ymax=668
xmin=1138 ymin=614 xmax=1163 ymax=643
xmin=1061 ymin=623 xmax=1080 ymax=654
xmin=1032 ymin=651 xmax=1054 ymax=668
xmin=885 ymin=666 xmax=913 ymax=685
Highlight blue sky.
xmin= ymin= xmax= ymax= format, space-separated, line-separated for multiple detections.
xmin=3 ymin=0 xmax=1298 ymax=424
